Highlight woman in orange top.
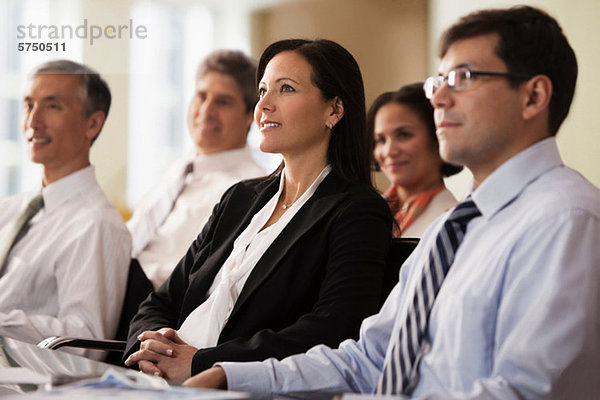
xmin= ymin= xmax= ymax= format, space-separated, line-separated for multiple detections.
xmin=370 ymin=83 xmax=463 ymax=237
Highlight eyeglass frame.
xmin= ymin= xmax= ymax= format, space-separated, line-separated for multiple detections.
xmin=423 ymin=66 xmax=534 ymax=99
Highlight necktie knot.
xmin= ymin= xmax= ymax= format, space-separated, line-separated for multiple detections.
xmin=183 ymin=161 xmax=194 ymax=177
xmin=26 ymin=193 xmax=45 ymax=215
xmin=447 ymin=199 xmax=481 ymax=227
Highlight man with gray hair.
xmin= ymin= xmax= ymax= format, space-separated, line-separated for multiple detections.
xmin=0 ymin=60 xmax=130 ymax=359
xmin=127 ymin=50 xmax=265 ymax=289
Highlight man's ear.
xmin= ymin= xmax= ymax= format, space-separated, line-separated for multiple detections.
xmin=85 ymin=110 xmax=106 ymax=142
xmin=521 ymin=74 xmax=552 ymax=121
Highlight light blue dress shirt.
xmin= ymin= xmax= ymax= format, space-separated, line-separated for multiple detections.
xmin=220 ymin=137 xmax=600 ymax=399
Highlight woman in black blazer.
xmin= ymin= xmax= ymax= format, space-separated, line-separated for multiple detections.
xmin=124 ymin=39 xmax=393 ymax=383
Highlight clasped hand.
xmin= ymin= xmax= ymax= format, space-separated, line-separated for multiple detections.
xmin=124 ymin=327 xmax=197 ymax=383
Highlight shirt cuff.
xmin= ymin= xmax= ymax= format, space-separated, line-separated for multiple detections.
xmin=217 ymin=361 xmax=273 ymax=399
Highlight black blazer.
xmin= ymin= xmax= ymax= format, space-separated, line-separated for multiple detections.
xmin=124 ymin=171 xmax=393 ymax=375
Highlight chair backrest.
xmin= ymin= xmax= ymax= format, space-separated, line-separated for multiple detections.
xmin=114 ymin=258 xmax=153 ymax=341
xmin=104 ymin=258 xmax=153 ymax=365
xmin=380 ymin=237 xmax=419 ymax=306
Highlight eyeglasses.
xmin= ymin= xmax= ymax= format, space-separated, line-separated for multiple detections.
xmin=423 ymin=67 xmax=533 ymax=99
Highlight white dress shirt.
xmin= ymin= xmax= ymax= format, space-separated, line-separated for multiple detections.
xmin=177 ymin=166 xmax=331 ymax=348
xmin=0 ymin=166 xmax=131 ymax=359
xmin=128 ymin=147 xmax=265 ymax=289
xmin=220 ymin=137 xmax=600 ymax=399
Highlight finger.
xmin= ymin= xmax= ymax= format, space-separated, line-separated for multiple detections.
xmin=140 ymin=338 xmax=174 ymax=357
xmin=124 ymin=346 xmax=170 ymax=367
xmin=124 ymin=349 xmax=150 ymax=366
xmin=161 ymin=328 xmax=186 ymax=345
xmin=137 ymin=330 xmax=173 ymax=344
xmin=157 ymin=327 xmax=177 ymax=336
xmin=138 ymin=360 xmax=163 ymax=377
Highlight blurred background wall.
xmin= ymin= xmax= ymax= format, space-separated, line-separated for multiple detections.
xmin=1 ymin=0 xmax=598 ymax=217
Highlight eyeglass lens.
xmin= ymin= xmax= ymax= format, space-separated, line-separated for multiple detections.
xmin=423 ymin=67 xmax=471 ymax=99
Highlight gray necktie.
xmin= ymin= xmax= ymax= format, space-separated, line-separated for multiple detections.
xmin=0 ymin=192 xmax=44 ymax=276
xmin=129 ymin=162 xmax=193 ymax=256
xmin=377 ymin=198 xmax=481 ymax=395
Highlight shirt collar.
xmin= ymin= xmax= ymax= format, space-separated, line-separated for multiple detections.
xmin=41 ymin=165 xmax=96 ymax=213
xmin=468 ymin=137 xmax=563 ymax=219
xmin=188 ymin=147 xmax=255 ymax=178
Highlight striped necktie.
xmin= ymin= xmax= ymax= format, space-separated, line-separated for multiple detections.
xmin=377 ymin=198 xmax=481 ymax=395
xmin=0 ymin=192 xmax=44 ymax=276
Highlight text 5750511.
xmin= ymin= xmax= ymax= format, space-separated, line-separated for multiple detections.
xmin=18 ymin=42 xmax=66 ymax=51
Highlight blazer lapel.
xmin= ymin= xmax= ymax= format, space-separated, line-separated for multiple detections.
xmin=210 ymin=176 xmax=280 ymax=249
xmin=181 ymin=176 xmax=280 ymax=319
xmin=227 ymin=172 xmax=349 ymax=321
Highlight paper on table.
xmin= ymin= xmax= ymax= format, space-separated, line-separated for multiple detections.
xmin=1 ymin=369 xmax=250 ymax=399
xmin=0 ymin=367 xmax=49 ymax=384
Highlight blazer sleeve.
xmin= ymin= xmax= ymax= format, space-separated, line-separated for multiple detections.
xmin=190 ymin=188 xmax=393 ymax=374
xmin=123 ymin=183 xmax=237 ymax=361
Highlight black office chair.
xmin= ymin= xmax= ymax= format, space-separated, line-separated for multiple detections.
xmin=380 ymin=237 xmax=419 ymax=306
xmin=38 ymin=258 xmax=153 ymax=365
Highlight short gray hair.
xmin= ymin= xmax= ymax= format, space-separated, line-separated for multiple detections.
xmin=30 ymin=60 xmax=111 ymax=144
xmin=31 ymin=59 xmax=111 ymax=119
xmin=196 ymin=50 xmax=257 ymax=112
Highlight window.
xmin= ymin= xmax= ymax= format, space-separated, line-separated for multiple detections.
xmin=127 ymin=0 xmax=280 ymax=209
xmin=0 ymin=0 xmax=82 ymax=197
xmin=127 ymin=1 xmax=213 ymax=207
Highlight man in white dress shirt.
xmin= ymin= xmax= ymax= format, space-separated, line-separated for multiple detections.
xmin=127 ymin=50 xmax=265 ymax=289
xmin=184 ymin=6 xmax=600 ymax=398
xmin=0 ymin=60 xmax=131 ymax=359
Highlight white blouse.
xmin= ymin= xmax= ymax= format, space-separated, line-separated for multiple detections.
xmin=177 ymin=165 xmax=332 ymax=348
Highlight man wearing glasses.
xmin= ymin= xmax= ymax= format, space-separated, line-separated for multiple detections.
xmin=184 ymin=6 xmax=600 ymax=399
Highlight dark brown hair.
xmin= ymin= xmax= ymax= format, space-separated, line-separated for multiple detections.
xmin=368 ymin=83 xmax=463 ymax=177
xmin=257 ymin=39 xmax=371 ymax=186
xmin=440 ymin=6 xmax=577 ymax=136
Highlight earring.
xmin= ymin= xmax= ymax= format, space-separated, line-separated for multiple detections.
xmin=327 ymin=123 xmax=333 ymax=129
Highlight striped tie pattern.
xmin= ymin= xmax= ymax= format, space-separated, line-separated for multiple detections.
xmin=0 ymin=192 xmax=44 ymax=276
xmin=377 ymin=199 xmax=481 ymax=395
